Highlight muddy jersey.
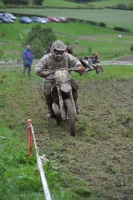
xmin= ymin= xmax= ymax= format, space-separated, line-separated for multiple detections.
xmin=35 ymin=53 xmax=81 ymax=80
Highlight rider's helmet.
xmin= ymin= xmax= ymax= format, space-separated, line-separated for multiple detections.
xmin=93 ymin=52 xmax=98 ymax=57
xmin=51 ymin=40 xmax=66 ymax=60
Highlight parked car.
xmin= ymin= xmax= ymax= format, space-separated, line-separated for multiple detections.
xmin=19 ymin=16 xmax=33 ymax=24
xmin=31 ymin=16 xmax=47 ymax=24
xmin=5 ymin=17 xmax=14 ymax=23
xmin=58 ymin=17 xmax=68 ymax=23
xmin=47 ymin=16 xmax=59 ymax=22
xmin=2 ymin=12 xmax=17 ymax=20
xmin=0 ymin=13 xmax=9 ymax=23
xmin=42 ymin=17 xmax=50 ymax=23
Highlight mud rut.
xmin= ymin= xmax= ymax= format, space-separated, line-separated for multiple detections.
xmin=34 ymin=78 xmax=133 ymax=200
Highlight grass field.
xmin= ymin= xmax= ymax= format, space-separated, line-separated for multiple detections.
xmin=0 ymin=20 xmax=132 ymax=63
xmin=42 ymin=0 xmax=86 ymax=7
xmin=0 ymin=0 xmax=132 ymax=8
xmin=87 ymin=0 xmax=133 ymax=7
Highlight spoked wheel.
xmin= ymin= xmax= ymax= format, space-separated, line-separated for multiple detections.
xmin=96 ymin=65 xmax=103 ymax=74
xmin=65 ymin=99 xmax=76 ymax=136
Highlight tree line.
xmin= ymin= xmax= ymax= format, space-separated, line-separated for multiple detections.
xmin=1 ymin=0 xmax=98 ymax=5
xmin=1 ymin=0 xmax=43 ymax=5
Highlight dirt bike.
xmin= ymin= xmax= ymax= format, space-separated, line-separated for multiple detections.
xmin=51 ymin=67 xmax=82 ymax=137
xmin=79 ymin=57 xmax=103 ymax=74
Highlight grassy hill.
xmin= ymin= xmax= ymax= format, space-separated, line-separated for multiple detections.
xmin=0 ymin=20 xmax=132 ymax=63
xmin=0 ymin=0 xmax=132 ymax=8
xmin=87 ymin=0 xmax=133 ymax=7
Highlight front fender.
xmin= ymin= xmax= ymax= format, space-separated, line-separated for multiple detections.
xmin=60 ymin=83 xmax=71 ymax=93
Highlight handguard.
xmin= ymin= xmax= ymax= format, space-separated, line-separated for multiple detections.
xmin=74 ymin=65 xmax=85 ymax=75
xmin=37 ymin=70 xmax=55 ymax=78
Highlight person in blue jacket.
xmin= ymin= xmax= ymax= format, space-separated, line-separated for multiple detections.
xmin=22 ymin=45 xmax=33 ymax=78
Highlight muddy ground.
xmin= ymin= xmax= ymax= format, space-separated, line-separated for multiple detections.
xmin=2 ymin=56 xmax=132 ymax=199
xmin=34 ymin=75 xmax=133 ymax=200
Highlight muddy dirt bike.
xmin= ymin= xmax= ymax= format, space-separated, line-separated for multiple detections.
xmin=51 ymin=67 xmax=83 ymax=137
xmin=79 ymin=57 xmax=103 ymax=74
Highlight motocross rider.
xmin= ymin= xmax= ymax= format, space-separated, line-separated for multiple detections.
xmin=35 ymin=40 xmax=85 ymax=118
xmin=89 ymin=52 xmax=99 ymax=64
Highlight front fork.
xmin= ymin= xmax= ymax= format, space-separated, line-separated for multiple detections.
xmin=56 ymin=85 xmax=66 ymax=120
xmin=69 ymin=89 xmax=77 ymax=118
xmin=56 ymin=85 xmax=77 ymax=120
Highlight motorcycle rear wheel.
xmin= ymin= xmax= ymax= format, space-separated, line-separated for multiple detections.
xmin=65 ymin=99 xmax=76 ymax=137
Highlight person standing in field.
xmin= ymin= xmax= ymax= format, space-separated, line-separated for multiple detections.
xmin=22 ymin=45 xmax=34 ymax=78
xmin=1 ymin=31 xmax=5 ymax=36
xmin=19 ymin=33 xmax=23 ymax=40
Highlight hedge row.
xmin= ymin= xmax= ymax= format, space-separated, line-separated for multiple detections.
xmin=106 ymin=6 xmax=133 ymax=11
xmin=67 ymin=18 xmax=131 ymax=32
xmin=114 ymin=27 xmax=130 ymax=32
xmin=69 ymin=18 xmax=106 ymax=28
xmin=0 ymin=5 xmax=133 ymax=11
xmin=0 ymin=5 xmax=99 ymax=9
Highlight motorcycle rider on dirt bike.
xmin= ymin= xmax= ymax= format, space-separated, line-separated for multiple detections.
xmin=88 ymin=52 xmax=99 ymax=64
xmin=35 ymin=40 xmax=85 ymax=118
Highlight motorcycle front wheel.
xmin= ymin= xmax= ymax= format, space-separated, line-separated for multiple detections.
xmin=96 ymin=65 xmax=103 ymax=74
xmin=65 ymin=99 xmax=76 ymax=137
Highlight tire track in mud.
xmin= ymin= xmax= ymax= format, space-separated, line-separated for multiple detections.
xmin=34 ymin=78 xmax=133 ymax=199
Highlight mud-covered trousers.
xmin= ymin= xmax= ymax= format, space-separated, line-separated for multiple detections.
xmin=44 ymin=79 xmax=79 ymax=110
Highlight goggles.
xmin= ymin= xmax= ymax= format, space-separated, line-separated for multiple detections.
xmin=54 ymin=49 xmax=64 ymax=55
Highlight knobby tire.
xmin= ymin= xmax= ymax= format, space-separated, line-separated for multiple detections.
xmin=65 ymin=99 xmax=76 ymax=136
xmin=96 ymin=66 xmax=103 ymax=74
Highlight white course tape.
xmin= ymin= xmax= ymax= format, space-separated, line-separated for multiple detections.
xmin=31 ymin=123 xmax=52 ymax=200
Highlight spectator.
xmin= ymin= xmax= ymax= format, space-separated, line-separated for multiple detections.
xmin=75 ymin=40 xmax=78 ymax=45
xmin=46 ymin=47 xmax=51 ymax=54
xmin=1 ymin=31 xmax=5 ymax=36
xmin=19 ymin=33 xmax=23 ymax=40
xmin=22 ymin=45 xmax=34 ymax=79
xmin=66 ymin=45 xmax=73 ymax=55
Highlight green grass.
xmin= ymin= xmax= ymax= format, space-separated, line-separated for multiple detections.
xmin=42 ymin=0 xmax=86 ymax=7
xmin=87 ymin=0 xmax=133 ymax=7
xmin=72 ymin=65 xmax=133 ymax=81
xmin=0 ymin=123 xmax=43 ymax=200
xmin=0 ymin=123 xmax=76 ymax=200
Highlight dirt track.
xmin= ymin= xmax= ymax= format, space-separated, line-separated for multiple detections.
xmin=35 ymin=76 xmax=133 ymax=199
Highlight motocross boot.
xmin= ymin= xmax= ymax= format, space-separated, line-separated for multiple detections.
xmin=75 ymin=102 xmax=81 ymax=114
xmin=47 ymin=104 xmax=54 ymax=119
